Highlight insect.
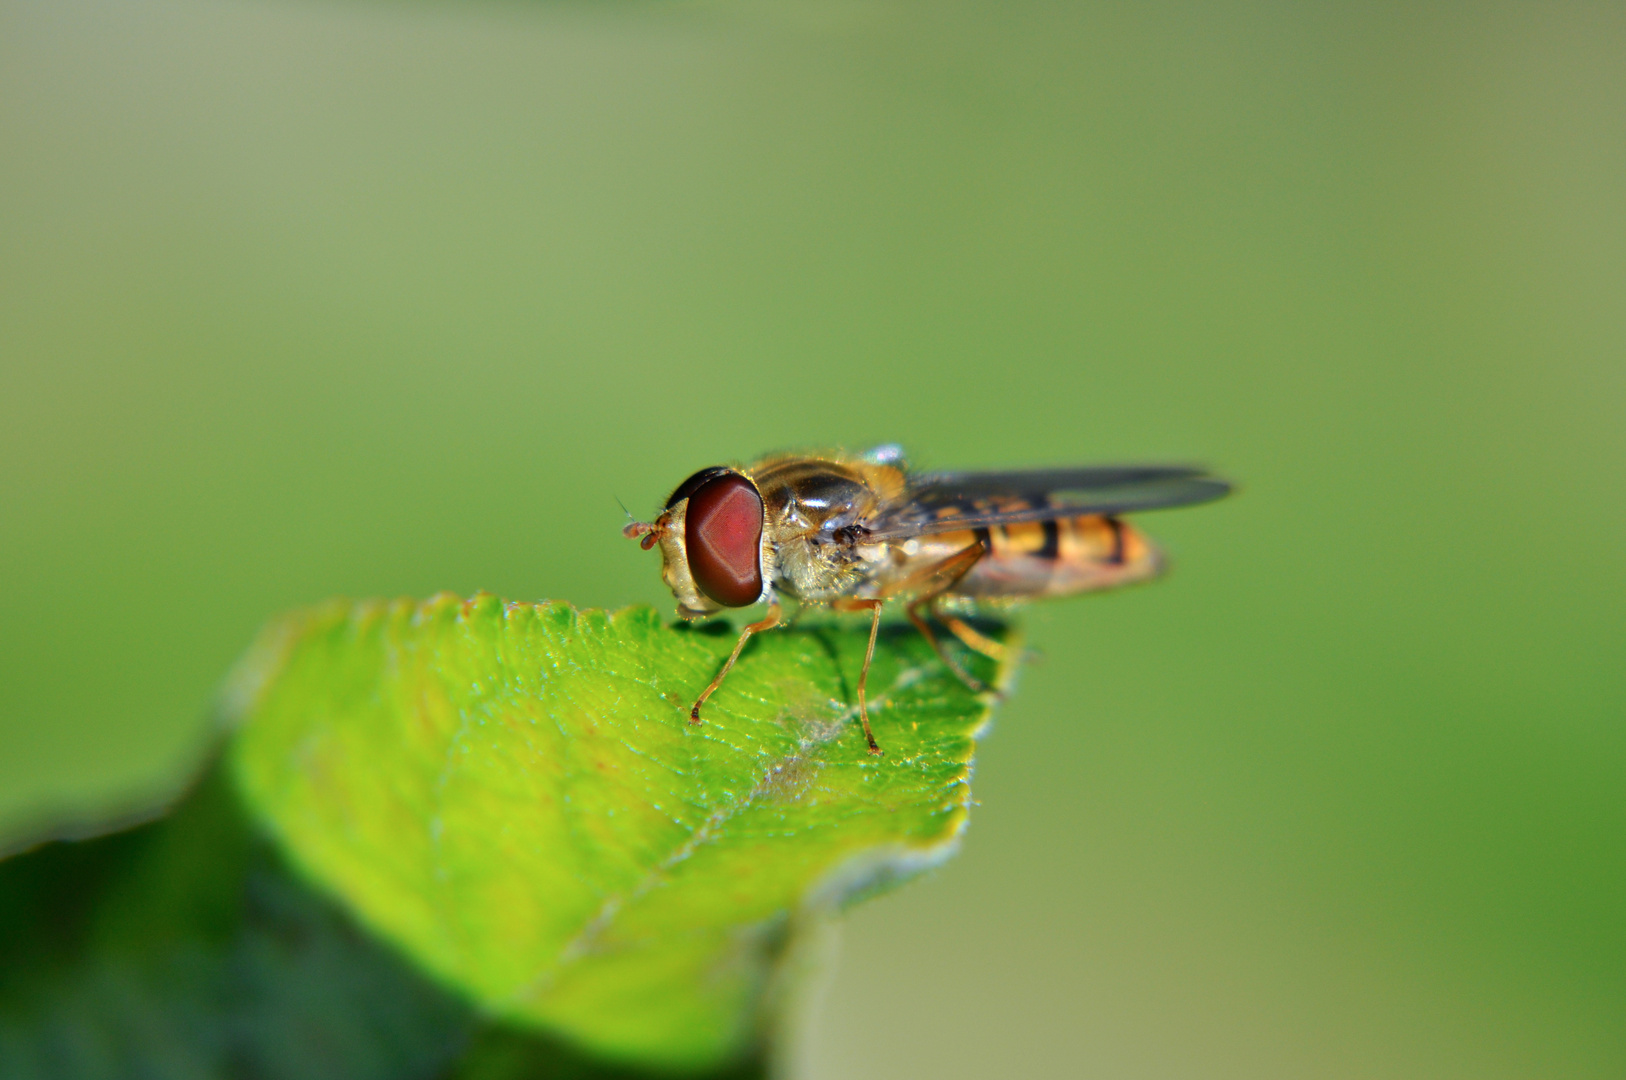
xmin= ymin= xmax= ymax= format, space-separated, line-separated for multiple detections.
xmin=624 ymin=446 xmax=1229 ymax=755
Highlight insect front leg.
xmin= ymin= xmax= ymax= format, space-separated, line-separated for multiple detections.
xmin=690 ymin=601 xmax=782 ymax=724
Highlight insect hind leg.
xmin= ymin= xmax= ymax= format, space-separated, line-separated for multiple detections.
xmin=938 ymin=611 xmax=1012 ymax=664
xmin=907 ymin=599 xmax=989 ymax=695
xmin=878 ymin=539 xmax=996 ymax=694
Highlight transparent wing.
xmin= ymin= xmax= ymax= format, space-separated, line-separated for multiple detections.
xmin=866 ymin=465 xmax=1231 ymax=541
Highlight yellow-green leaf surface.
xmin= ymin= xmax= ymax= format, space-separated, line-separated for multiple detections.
xmin=224 ymin=594 xmax=1014 ymax=1071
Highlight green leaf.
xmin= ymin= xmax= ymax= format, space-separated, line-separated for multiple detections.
xmin=223 ymin=593 xmax=1014 ymax=1071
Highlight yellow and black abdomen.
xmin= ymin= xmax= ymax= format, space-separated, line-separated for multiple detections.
xmin=951 ymin=513 xmax=1164 ymax=601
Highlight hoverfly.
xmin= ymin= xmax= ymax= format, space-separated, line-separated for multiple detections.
xmin=624 ymin=446 xmax=1229 ymax=755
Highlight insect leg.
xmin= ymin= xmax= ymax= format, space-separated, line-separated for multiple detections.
xmin=938 ymin=612 xmax=1011 ymax=663
xmin=830 ymin=597 xmax=886 ymax=755
xmin=690 ymin=601 xmax=782 ymax=724
xmin=907 ymin=598 xmax=988 ymax=694
xmin=876 ymin=540 xmax=991 ymax=691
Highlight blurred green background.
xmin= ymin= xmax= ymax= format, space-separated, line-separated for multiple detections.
xmin=2 ymin=0 xmax=1621 ymax=1076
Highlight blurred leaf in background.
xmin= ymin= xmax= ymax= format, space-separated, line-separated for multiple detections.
xmin=1 ymin=0 xmax=1621 ymax=1077
xmin=0 ymin=770 xmax=472 ymax=1080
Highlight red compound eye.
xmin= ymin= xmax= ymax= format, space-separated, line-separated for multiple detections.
xmin=684 ymin=472 xmax=764 ymax=608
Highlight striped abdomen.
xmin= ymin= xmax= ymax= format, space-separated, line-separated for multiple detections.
xmin=947 ymin=513 xmax=1163 ymax=601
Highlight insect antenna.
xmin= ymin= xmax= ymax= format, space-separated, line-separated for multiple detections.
xmin=617 ymin=496 xmax=665 ymax=549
